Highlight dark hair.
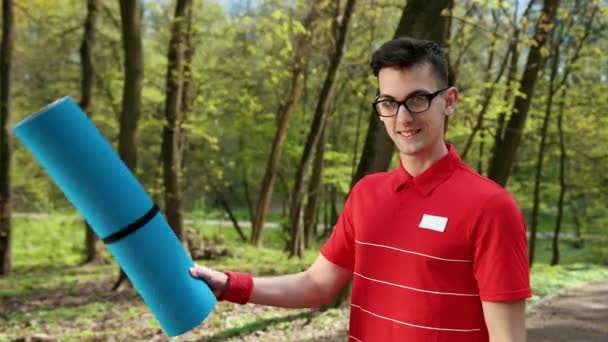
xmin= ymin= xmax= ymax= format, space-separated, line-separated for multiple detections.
xmin=370 ymin=37 xmax=449 ymax=87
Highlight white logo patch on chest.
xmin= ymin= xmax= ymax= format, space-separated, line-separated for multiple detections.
xmin=418 ymin=214 xmax=448 ymax=232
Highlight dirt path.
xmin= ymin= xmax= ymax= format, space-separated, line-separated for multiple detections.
xmin=527 ymin=281 xmax=608 ymax=342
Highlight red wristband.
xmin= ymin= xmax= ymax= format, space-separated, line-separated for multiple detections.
xmin=218 ymin=271 xmax=253 ymax=304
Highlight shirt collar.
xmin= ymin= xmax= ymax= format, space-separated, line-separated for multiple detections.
xmin=391 ymin=144 xmax=462 ymax=196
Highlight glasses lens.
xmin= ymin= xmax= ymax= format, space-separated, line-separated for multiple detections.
xmin=405 ymin=95 xmax=430 ymax=113
xmin=376 ymin=100 xmax=399 ymax=116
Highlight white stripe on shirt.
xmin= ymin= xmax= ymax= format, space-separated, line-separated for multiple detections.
xmin=355 ymin=240 xmax=472 ymax=262
xmin=354 ymin=272 xmax=479 ymax=297
xmin=351 ymin=304 xmax=482 ymax=332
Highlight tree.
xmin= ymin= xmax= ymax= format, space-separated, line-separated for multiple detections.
xmin=551 ymin=88 xmax=567 ymax=265
xmin=79 ymin=0 xmax=104 ymax=265
xmin=529 ymin=2 xmax=596 ymax=265
xmin=351 ymin=0 xmax=452 ymax=187
xmin=250 ymin=0 xmax=326 ymax=246
xmin=459 ymin=9 xmax=512 ymax=161
xmin=302 ymin=124 xmax=326 ymax=248
xmin=487 ymin=0 xmax=561 ymax=187
xmin=162 ymin=0 xmax=192 ymax=243
xmin=287 ymin=0 xmax=356 ymax=258
xmin=114 ymin=0 xmax=144 ymax=291
xmin=0 ymin=0 xmax=13 ymax=276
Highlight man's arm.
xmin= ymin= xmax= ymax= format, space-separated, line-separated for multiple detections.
xmin=190 ymin=254 xmax=352 ymax=308
xmin=482 ymin=300 xmax=526 ymax=342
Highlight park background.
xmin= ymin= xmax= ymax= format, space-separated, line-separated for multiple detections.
xmin=1 ymin=0 xmax=607 ymax=340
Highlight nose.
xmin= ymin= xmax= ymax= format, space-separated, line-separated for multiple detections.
xmin=396 ymin=103 xmax=414 ymax=123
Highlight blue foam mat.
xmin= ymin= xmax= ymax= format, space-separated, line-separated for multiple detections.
xmin=13 ymin=96 xmax=216 ymax=336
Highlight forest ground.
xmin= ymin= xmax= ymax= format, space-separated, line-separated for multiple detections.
xmin=4 ymin=272 xmax=608 ymax=341
xmin=2 ymin=216 xmax=608 ymax=341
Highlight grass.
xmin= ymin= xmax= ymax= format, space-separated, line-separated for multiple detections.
xmin=530 ymin=263 xmax=608 ymax=301
xmin=194 ymin=224 xmax=318 ymax=275
xmin=11 ymin=216 xmax=93 ymax=272
xmin=9 ymin=301 xmax=114 ymax=324
xmin=2 ymin=215 xmax=321 ymax=340
xmin=2 ymin=215 xmax=608 ymax=340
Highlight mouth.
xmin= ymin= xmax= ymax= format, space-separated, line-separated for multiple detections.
xmin=397 ymin=129 xmax=421 ymax=138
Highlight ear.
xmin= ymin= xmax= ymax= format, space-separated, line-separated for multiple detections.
xmin=443 ymin=87 xmax=459 ymax=116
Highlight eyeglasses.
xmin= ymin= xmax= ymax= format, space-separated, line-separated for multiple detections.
xmin=372 ymin=87 xmax=449 ymax=117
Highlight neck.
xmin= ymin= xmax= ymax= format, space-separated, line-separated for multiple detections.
xmin=400 ymin=143 xmax=449 ymax=177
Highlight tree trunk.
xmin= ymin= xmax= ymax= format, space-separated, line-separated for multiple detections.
xmin=529 ymin=73 xmax=554 ymax=267
xmin=250 ymin=0 xmax=324 ymax=246
xmin=531 ymin=2 xmax=593 ymax=265
xmin=351 ymin=0 xmax=451 ymax=187
xmin=0 ymin=0 xmax=14 ymax=276
xmin=494 ymin=35 xmax=520 ymax=157
xmin=162 ymin=0 xmax=192 ymax=244
xmin=303 ymin=124 xmax=327 ymax=248
xmin=487 ymin=0 xmax=560 ymax=187
xmin=242 ymin=164 xmax=255 ymax=229
xmin=216 ymin=189 xmax=247 ymax=242
xmin=569 ymin=202 xmax=584 ymax=249
xmin=114 ymin=0 xmax=144 ymax=291
xmin=287 ymin=0 xmax=356 ymax=258
xmin=549 ymin=2 xmax=597 ymax=264
xmin=179 ymin=3 xmax=194 ymax=161
xmin=79 ymin=0 xmax=104 ymax=265
xmin=551 ymin=90 xmax=567 ymax=266
xmin=492 ymin=1 xmax=535 ymax=159
xmin=477 ymin=129 xmax=485 ymax=174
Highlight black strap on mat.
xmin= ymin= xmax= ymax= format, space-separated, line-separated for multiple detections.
xmin=102 ymin=204 xmax=160 ymax=244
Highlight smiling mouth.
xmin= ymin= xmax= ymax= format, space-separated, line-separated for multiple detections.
xmin=398 ymin=129 xmax=421 ymax=138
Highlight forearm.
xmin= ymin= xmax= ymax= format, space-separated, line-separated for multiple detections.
xmin=482 ymin=300 xmax=526 ymax=342
xmin=249 ymin=271 xmax=331 ymax=308
xmin=190 ymin=255 xmax=351 ymax=308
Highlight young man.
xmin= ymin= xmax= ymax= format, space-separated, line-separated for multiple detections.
xmin=190 ymin=37 xmax=531 ymax=341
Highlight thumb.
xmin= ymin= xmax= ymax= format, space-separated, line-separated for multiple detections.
xmin=189 ymin=264 xmax=211 ymax=280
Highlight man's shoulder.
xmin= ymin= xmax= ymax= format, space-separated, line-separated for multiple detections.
xmin=453 ymin=164 xmax=515 ymax=202
xmin=352 ymin=170 xmax=394 ymax=191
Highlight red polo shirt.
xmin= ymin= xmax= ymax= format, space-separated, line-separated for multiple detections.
xmin=321 ymin=145 xmax=531 ymax=342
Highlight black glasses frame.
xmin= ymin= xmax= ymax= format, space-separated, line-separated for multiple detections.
xmin=372 ymin=87 xmax=450 ymax=117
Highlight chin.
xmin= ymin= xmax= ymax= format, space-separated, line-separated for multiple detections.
xmin=398 ymin=146 xmax=425 ymax=156
xmin=394 ymin=137 xmax=423 ymax=152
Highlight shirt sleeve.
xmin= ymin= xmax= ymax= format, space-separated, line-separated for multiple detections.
xmin=320 ymin=188 xmax=357 ymax=271
xmin=471 ymin=191 xmax=532 ymax=302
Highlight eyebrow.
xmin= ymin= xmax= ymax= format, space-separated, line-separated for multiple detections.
xmin=377 ymin=89 xmax=433 ymax=101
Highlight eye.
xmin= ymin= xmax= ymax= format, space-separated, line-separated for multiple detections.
xmin=407 ymin=95 xmax=428 ymax=107
xmin=379 ymin=100 xmax=398 ymax=109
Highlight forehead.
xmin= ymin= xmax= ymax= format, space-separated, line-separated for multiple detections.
xmin=377 ymin=63 xmax=440 ymax=98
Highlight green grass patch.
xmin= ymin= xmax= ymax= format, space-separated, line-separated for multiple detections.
xmin=530 ymin=263 xmax=608 ymax=303
xmin=12 ymin=216 xmax=112 ymax=272
xmin=8 ymin=301 xmax=114 ymax=324
xmin=189 ymin=220 xmax=320 ymax=274
xmin=204 ymin=311 xmax=312 ymax=341
xmin=526 ymin=238 xmax=608 ymax=304
xmin=0 ymin=264 xmax=112 ymax=297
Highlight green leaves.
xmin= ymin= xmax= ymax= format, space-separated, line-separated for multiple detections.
xmin=6 ymin=0 xmax=608 ymax=248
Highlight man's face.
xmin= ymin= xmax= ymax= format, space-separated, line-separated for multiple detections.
xmin=377 ymin=63 xmax=457 ymax=159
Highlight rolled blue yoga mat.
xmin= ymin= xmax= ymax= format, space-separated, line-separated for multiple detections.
xmin=13 ymin=96 xmax=216 ymax=336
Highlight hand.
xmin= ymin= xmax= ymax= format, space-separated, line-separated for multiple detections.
xmin=189 ymin=264 xmax=228 ymax=298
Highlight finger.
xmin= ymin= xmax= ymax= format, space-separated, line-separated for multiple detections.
xmin=189 ymin=265 xmax=211 ymax=280
xmin=191 ymin=270 xmax=223 ymax=297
